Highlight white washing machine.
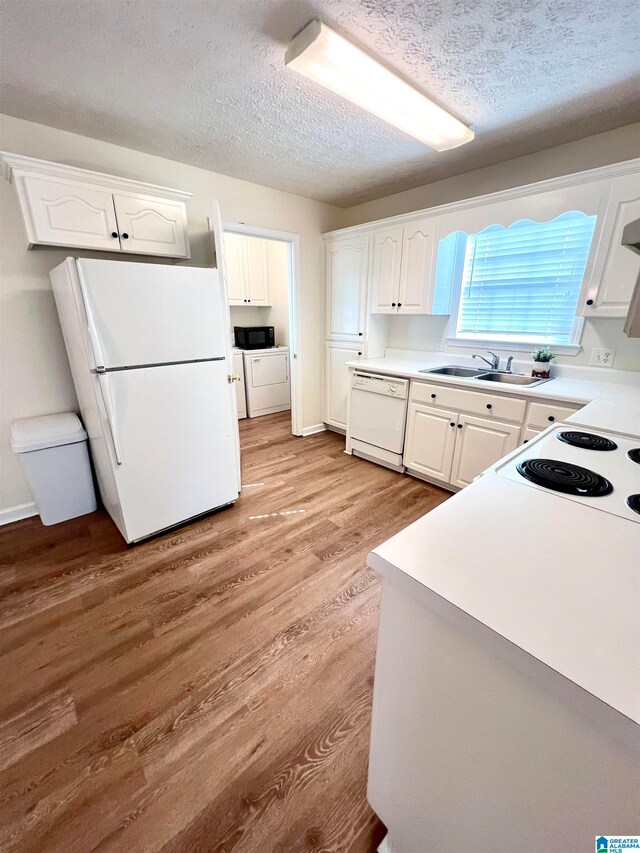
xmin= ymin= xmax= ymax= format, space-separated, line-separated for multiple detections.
xmin=242 ymin=347 xmax=291 ymax=418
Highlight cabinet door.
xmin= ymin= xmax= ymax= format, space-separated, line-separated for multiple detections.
xmin=522 ymin=427 xmax=540 ymax=444
xmin=403 ymin=403 xmax=458 ymax=483
xmin=326 ymin=236 xmax=369 ymax=340
xmin=113 ymin=193 xmax=189 ymax=258
xmin=325 ymin=342 xmax=364 ymax=429
xmin=581 ymin=177 xmax=640 ymax=317
xmin=398 ymin=218 xmax=436 ymax=314
xmin=450 ymin=414 xmax=520 ymax=489
xmin=224 ymin=232 xmax=247 ymax=305
xmin=244 ymin=236 xmax=271 ymax=305
xmin=371 ymin=226 xmax=403 ymax=313
xmin=19 ymin=174 xmax=120 ymax=251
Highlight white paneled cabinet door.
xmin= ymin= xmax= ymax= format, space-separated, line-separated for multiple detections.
xmin=20 ymin=175 xmax=120 ymax=251
xmin=371 ymin=226 xmax=403 ymax=313
xmin=326 ymin=236 xmax=369 ymax=340
xmin=112 ymin=194 xmax=189 ymax=258
xmin=325 ymin=342 xmax=363 ymax=429
xmin=403 ymin=403 xmax=458 ymax=483
xmin=582 ymin=177 xmax=640 ymax=317
xmin=244 ymin=236 xmax=271 ymax=305
xmin=224 ymin=233 xmax=246 ymax=305
xmin=399 ymin=218 xmax=436 ymax=314
xmin=450 ymin=414 xmax=520 ymax=489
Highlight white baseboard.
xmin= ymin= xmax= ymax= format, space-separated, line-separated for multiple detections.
xmin=300 ymin=423 xmax=327 ymax=436
xmin=0 ymin=501 xmax=38 ymax=526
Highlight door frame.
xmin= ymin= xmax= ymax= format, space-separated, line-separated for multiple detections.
xmin=221 ymin=220 xmax=302 ymax=436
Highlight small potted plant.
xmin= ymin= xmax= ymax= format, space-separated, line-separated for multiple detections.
xmin=531 ymin=346 xmax=555 ymax=379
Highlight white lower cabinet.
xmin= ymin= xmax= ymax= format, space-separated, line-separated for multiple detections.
xmin=404 ymin=403 xmax=458 ymax=483
xmin=325 ymin=342 xmax=365 ymax=429
xmin=522 ymin=427 xmax=540 ymax=443
xmin=449 ymin=414 xmax=520 ymax=489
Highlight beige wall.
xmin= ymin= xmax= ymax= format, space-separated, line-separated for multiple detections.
xmin=340 ymin=124 xmax=640 ymax=373
xmin=0 ymin=114 xmax=344 ymax=515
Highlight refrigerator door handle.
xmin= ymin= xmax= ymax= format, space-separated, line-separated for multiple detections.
xmin=98 ymin=373 xmax=123 ymax=465
xmin=75 ymin=259 xmax=106 ymax=370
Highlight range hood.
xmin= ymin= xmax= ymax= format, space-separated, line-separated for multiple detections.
xmin=622 ymin=217 xmax=640 ymax=255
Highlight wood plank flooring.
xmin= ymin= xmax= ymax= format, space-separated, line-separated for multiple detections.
xmin=0 ymin=413 xmax=450 ymax=852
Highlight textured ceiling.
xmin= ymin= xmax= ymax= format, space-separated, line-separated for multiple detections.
xmin=1 ymin=0 xmax=639 ymax=206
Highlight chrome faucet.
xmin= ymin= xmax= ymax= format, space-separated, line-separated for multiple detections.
xmin=505 ymin=356 xmax=514 ymax=373
xmin=472 ymin=351 xmax=500 ymax=370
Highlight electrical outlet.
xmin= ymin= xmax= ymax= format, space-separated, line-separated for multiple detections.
xmin=590 ymin=347 xmax=616 ymax=368
xmin=435 ymin=337 xmax=444 ymax=352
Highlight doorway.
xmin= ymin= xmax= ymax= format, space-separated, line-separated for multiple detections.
xmin=221 ymin=221 xmax=301 ymax=436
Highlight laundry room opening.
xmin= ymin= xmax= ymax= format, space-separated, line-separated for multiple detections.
xmin=222 ymin=222 xmax=301 ymax=436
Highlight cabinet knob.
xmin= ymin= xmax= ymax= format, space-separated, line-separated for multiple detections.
xmin=430 ymin=393 xmax=436 ymax=399
xmin=486 ymin=403 xmax=492 ymax=410
xmin=450 ymin=422 xmax=455 ymax=427
xmin=548 ymin=415 xmax=555 ymax=422
xmin=111 ymin=231 xmax=118 ymax=238
xmin=391 ymin=302 xmax=396 ymax=307
xmin=358 ymin=351 xmax=362 ymax=356
xmin=586 ymin=299 xmax=594 ymax=306
xmin=457 ymin=423 xmax=463 ymax=429
xmin=248 ymin=299 xmax=251 ymax=303
xmin=121 ymin=232 xmax=129 ymax=239
xmin=358 ymin=332 xmax=363 ymax=336
xmin=397 ymin=302 xmax=402 ymax=307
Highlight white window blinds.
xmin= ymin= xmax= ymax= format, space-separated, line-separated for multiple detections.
xmin=453 ymin=211 xmax=597 ymax=345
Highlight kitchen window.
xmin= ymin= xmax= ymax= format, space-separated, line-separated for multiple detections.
xmin=438 ymin=211 xmax=598 ymax=350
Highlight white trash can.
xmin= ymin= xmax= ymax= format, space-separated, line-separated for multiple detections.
xmin=11 ymin=413 xmax=97 ymax=525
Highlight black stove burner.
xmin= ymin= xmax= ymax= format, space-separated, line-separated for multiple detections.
xmin=556 ymin=431 xmax=618 ymax=451
xmin=627 ymin=448 xmax=640 ymax=465
xmin=627 ymin=495 xmax=640 ymax=515
xmin=517 ymin=458 xmax=613 ymax=496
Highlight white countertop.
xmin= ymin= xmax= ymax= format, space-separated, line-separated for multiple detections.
xmin=347 ymin=349 xmax=640 ymax=409
xmin=362 ymin=348 xmax=640 ymax=723
xmin=369 ymin=473 xmax=640 ymax=724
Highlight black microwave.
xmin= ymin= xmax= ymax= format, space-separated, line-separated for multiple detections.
xmin=234 ymin=326 xmax=275 ymax=350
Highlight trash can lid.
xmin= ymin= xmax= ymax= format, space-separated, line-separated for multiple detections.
xmin=11 ymin=413 xmax=88 ymax=453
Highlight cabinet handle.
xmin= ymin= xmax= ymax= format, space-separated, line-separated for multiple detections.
xmin=398 ymin=302 xmax=402 ymax=307
xmin=111 ymin=231 xmax=118 ymax=238
xmin=391 ymin=302 xmax=396 ymax=307
xmin=358 ymin=351 xmax=362 ymax=356
xmin=248 ymin=299 xmax=251 ymax=303
xmin=450 ymin=422 xmax=455 ymax=427
xmin=486 ymin=403 xmax=492 ymax=410
xmin=457 ymin=423 xmax=463 ymax=429
xmin=430 ymin=393 xmax=436 ymax=399
xmin=548 ymin=415 xmax=555 ymax=422
xmin=586 ymin=299 xmax=594 ymax=306
xmin=358 ymin=332 xmax=363 ymax=336
xmin=121 ymin=232 xmax=129 ymax=239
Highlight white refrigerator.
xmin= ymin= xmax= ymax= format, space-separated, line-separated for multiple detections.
xmin=50 ymin=257 xmax=240 ymax=543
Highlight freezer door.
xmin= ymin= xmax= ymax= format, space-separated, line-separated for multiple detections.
xmin=103 ymin=359 xmax=239 ymax=542
xmin=76 ymin=258 xmax=226 ymax=368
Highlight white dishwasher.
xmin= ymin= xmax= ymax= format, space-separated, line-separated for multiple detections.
xmin=349 ymin=372 xmax=409 ymax=471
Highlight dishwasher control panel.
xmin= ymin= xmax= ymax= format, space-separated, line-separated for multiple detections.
xmin=352 ymin=372 xmax=408 ymax=399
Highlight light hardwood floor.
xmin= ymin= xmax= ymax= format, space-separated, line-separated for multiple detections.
xmin=0 ymin=413 xmax=449 ymax=852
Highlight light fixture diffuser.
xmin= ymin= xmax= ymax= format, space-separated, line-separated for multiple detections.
xmin=285 ymin=20 xmax=474 ymax=151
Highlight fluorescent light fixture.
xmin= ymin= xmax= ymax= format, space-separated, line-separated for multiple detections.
xmin=285 ymin=20 xmax=474 ymax=151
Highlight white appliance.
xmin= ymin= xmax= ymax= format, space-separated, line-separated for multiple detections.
xmin=349 ymin=372 xmax=409 ymax=471
xmin=491 ymin=424 xmax=640 ymax=524
xmin=242 ymin=347 xmax=291 ymax=418
xmin=232 ymin=348 xmax=247 ymax=419
xmin=50 ymin=257 xmax=240 ymax=543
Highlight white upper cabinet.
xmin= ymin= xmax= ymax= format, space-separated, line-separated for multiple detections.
xmin=112 ymin=194 xmax=189 ymax=257
xmin=325 ymin=235 xmax=369 ymax=341
xmin=223 ymin=232 xmax=272 ymax=306
xmin=16 ymin=174 xmax=120 ymax=251
xmin=370 ymin=226 xmax=403 ymax=313
xmin=371 ymin=218 xmax=439 ymax=315
xmin=579 ymin=175 xmax=640 ymax=317
xmin=1 ymin=152 xmax=191 ymax=258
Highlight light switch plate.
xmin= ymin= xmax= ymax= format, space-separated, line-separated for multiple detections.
xmin=590 ymin=347 xmax=616 ymax=367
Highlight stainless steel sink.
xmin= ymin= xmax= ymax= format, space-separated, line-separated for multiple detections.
xmin=421 ymin=365 xmax=487 ymax=377
xmin=474 ymin=372 xmax=552 ymax=386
